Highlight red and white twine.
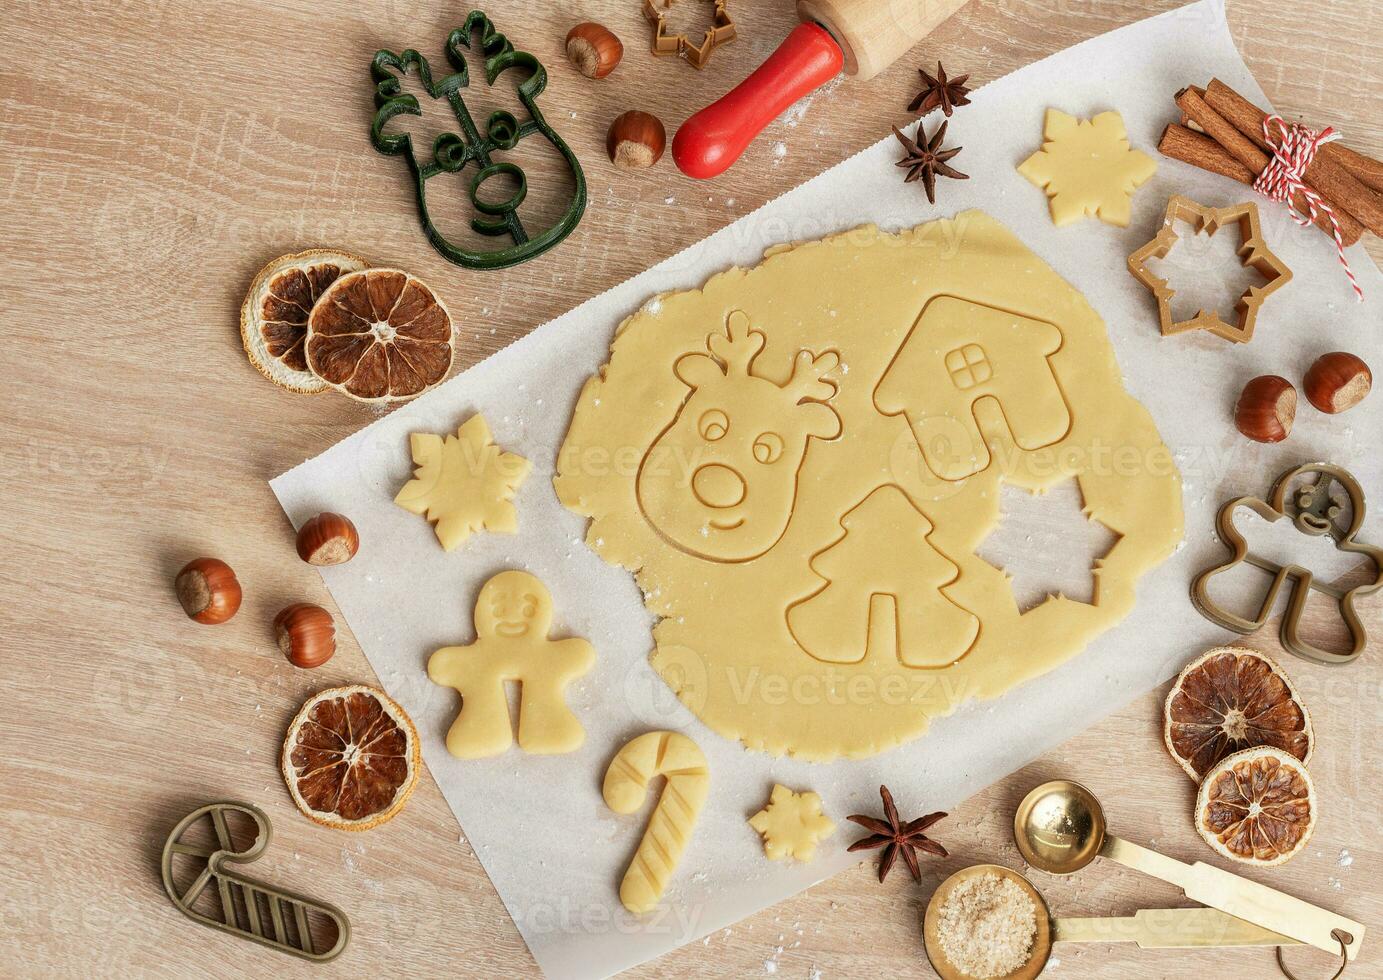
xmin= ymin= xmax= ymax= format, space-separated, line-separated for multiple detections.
xmin=1253 ymin=114 xmax=1362 ymax=301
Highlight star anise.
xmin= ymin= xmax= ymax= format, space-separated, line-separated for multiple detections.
xmin=892 ymin=119 xmax=968 ymax=204
xmin=847 ymin=785 xmax=948 ymax=883
xmin=909 ymin=61 xmax=971 ymax=117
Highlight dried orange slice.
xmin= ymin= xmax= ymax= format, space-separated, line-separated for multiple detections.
xmin=1163 ymin=646 xmax=1312 ymax=782
xmin=281 ymin=685 xmax=420 ymax=831
xmin=1195 ymin=746 xmax=1316 ymax=866
xmin=240 ymin=249 xmax=367 ymax=393
xmin=305 ymin=269 xmax=455 ymax=402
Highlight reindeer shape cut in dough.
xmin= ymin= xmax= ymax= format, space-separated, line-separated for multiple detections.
xmin=428 ymin=571 xmax=594 ymax=758
xmin=875 ymin=296 xmax=1071 ymax=482
xmin=637 ymin=309 xmax=841 ymax=563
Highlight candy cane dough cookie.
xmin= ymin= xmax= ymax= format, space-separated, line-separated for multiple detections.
xmin=602 ymin=731 xmax=710 ymax=915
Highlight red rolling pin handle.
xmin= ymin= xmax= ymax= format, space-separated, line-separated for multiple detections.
xmin=672 ymin=22 xmax=844 ymax=180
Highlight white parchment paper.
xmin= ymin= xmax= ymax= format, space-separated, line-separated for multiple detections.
xmin=272 ymin=3 xmax=1382 ymax=974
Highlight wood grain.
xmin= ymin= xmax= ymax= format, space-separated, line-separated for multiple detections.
xmin=1 ymin=1 xmax=1378 ymax=977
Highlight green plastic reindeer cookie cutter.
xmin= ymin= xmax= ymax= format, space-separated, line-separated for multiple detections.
xmin=369 ymin=10 xmax=587 ymax=270
xmin=161 ymin=801 xmax=350 ymax=962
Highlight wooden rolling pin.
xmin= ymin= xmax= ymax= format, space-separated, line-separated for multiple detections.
xmin=673 ymin=0 xmax=973 ymax=178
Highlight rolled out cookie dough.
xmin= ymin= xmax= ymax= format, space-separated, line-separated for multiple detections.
xmin=556 ymin=212 xmax=1183 ymax=760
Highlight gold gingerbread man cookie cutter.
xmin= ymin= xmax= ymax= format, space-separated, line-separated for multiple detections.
xmin=1192 ymin=462 xmax=1383 ymax=666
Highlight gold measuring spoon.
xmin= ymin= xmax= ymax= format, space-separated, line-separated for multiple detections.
xmin=1013 ymin=780 xmax=1363 ymax=962
xmin=923 ymin=864 xmax=1298 ymax=980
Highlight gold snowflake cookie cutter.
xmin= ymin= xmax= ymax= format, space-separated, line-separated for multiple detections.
xmin=1018 ymin=108 xmax=1156 ymax=227
xmin=1128 ymin=196 xmax=1292 ymax=344
xmin=642 ymin=0 xmax=736 ymax=69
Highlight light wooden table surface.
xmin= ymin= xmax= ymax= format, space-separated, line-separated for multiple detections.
xmin=3 ymin=0 xmax=1379 ymax=977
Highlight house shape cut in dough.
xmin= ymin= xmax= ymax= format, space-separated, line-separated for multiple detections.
xmin=875 ymin=297 xmax=1071 ymax=482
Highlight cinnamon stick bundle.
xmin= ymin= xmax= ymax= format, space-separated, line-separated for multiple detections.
xmin=1204 ymin=79 xmax=1383 ymax=195
xmin=1157 ymin=79 xmax=1383 ymax=246
xmin=1169 ymin=86 xmax=1363 ymax=244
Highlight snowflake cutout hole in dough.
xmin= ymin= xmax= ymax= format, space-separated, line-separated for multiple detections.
xmin=749 ymin=784 xmax=836 ymax=862
xmin=976 ymin=478 xmax=1120 ymax=614
xmin=394 ymin=414 xmax=532 ymax=551
xmin=1018 ymin=108 xmax=1157 ymax=227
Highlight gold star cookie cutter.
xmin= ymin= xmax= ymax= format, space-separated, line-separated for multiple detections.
xmin=1128 ymin=195 xmax=1292 ymax=344
xmin=642 ymin=0 xmax=736 ymax=69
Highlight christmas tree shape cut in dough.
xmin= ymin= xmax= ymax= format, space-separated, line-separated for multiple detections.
xmin=1018 ymin=109 xmax=1157 ymax=227
xmin=749 ymin=784 xmax=836 ymax=862
xmin=787 ymin=486 xmax=979 ymax=669
xmin=395 ymin=414 xmax=531 ymax=551
xmin=428 ymin=570 xmax=594 ymax=758
xmin=556 ymin=213 xmax=1183 ymax=760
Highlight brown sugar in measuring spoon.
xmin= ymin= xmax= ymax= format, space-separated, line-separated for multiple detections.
xmin=923 ymin=863 xmax=1300 ymax=980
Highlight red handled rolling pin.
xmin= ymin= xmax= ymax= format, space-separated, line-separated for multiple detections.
xmin=673 ymin=0 xmax=974 ymax=179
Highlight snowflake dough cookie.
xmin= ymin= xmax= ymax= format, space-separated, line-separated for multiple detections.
xmin=428 ymin=571 xmax=594 ymax=758
xmin=1018 ymin=109 xmax=1157 ymax=227
xmin=749 ymin=785 xmax=836 ymax=862
xmin=395 ymin=414 xmax=531 ymax=551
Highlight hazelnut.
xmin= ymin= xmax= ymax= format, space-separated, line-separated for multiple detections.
xmin=174 ymin=558 xmax=242 ymax=624
xmin=607 ymin=111 xmax=666 ymax=170
xmin=566 ymin=22 xmax=622 ymax=79
xmin=1235 ymin=375 xmax=1296 ymax=443
xmin=1304 ymin=351 xmax=1371 ymax=414
xmin=274 ymin=603 xmax=336 ymax=669
xmin=295 ymin=512 xmax=360 ymax=566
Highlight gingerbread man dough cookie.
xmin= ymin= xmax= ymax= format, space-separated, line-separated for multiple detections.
xmin=428 ymin=571 xmax=594 ymax=758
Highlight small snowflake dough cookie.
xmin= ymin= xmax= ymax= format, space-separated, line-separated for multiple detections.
xmin=394 ymin=414 xmax=531 ymax=551
xmin=1018 ymin=108 xmax=1157 ymax=227
xmin=428 ymin=571 xmax=594 ymax=758
xmin=749 ymin=784 xmax=836 ymax=862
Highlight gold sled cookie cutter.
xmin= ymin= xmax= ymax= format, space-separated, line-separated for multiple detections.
xmin=642 ymin=0 xmax=737 ymax=69
xmin=1127 ymin=196 xmax=1292 ymax=344
xmin=1192 ymin=462 xmax=1383 ymax=666
xmin=161 ymin=801 xmax=350 ymax=962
